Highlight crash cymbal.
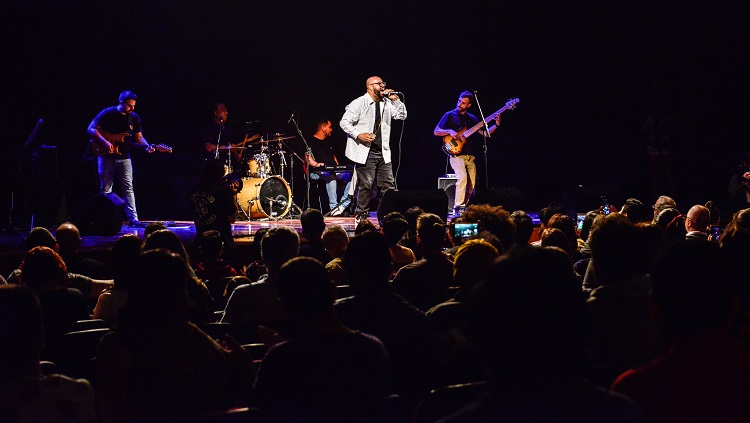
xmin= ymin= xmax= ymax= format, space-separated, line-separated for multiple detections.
xmin=267 ymin=135 xmax=296 ymax=141
xmin=218 ymin=146 xmax=247 ymax=150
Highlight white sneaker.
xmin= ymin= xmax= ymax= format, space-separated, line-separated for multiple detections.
xmin=329 ymin=205 xmax=344 ymax=216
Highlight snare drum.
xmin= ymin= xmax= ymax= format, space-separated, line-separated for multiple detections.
xmin=247 ymin=153 xmax=271 ymax=178
xmin=236 ymin=176 xmax=291 ymax=219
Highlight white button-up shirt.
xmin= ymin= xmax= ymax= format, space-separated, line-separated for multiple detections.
xmin=340 ymin=93 xmax=407 ymax=164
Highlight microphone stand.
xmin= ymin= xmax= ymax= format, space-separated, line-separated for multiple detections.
xmin=281 ymin=141 xmax=305 ymax=218
xmin=473 ymin=90 xmax=491 ymax=188
xmin=289 ymin=114 xmax=311 ymax=210
xmin=214 ymin=120 xmax=223 ymax=160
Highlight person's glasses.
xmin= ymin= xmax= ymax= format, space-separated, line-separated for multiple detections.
xmin=370 ymin=81 xmax=386 ymax=87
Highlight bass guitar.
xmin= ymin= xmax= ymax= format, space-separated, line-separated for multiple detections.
xmin=90 ymin=131 xmax=172 ymax=156
xmin=441 ymin=97 xmax=519 ymax=156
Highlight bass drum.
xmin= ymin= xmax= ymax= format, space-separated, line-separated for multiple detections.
xmin=236 ymin=176 xmax=291 ymax=219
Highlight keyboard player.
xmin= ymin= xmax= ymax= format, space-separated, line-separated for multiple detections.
xmin=305 ymin=119 xmax=352 ymax=216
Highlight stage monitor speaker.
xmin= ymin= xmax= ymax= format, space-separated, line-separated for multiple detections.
xmin=468 ymin=186 xmax=524 ymax=212
xmin=438 ymin=175 xmax=457 ymax=213
xmin=377 ymin=189 xmax=449 ymax=222
xmin=72 ymin=193 xmax=125 ymax=236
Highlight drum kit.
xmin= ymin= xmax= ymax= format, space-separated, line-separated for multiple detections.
xmin=220 ymin=133 xmax=298 ymax=220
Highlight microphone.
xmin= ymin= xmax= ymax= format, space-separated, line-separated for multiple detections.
xmin=275 ymin=195 xmax=288 ymax=208
xmin=287 ymin=111 xmax=296 ymax=124
xmin=384 ymin=91 xmax=403 ymax=97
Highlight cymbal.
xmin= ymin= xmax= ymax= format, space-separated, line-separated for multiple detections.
xmin=266 ymin=135 xmax=296 ymax=142
xmin=218 ymin=146 xmax=246 ymax=150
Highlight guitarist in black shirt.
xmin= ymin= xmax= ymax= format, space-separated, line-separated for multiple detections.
xmin=87 ymin=90 xmax=156 ymax=227
xmin=434 ymin=91 xmax=500 ymax=217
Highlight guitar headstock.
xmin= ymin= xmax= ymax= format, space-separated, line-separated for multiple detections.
xmin=506 ymin=98 xmax=520 ymax=110
xmin=154 ymin=144 xmax=172 ymax=153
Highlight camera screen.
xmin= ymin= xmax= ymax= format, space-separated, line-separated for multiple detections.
xmin=453 ymin=223 xmax=479 ymax=240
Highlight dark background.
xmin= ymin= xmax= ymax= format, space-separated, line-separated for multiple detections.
xmin=2 ymin=1 xmax=747 ymax=228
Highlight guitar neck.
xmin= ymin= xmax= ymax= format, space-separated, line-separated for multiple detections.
xmin=463 ymin=105 xmax=511 ymax=138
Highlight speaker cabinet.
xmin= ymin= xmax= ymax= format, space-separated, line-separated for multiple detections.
xmin=468 ymin=186 xmax=524 ymax=212
xmin=72 ymin=193 xmax=125 ymax=236
xmin=377 ymin=189 xmax=449 ymax=222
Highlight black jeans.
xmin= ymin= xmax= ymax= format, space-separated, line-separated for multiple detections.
xmin=354 ymin=150 xmax=395 ymax=214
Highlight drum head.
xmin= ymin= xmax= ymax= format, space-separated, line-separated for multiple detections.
xmin=257 ymin=176 xmax=291 ymax=218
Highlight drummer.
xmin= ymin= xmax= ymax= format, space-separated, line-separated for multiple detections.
xmin=200 ymin=102 xmax=254 ymax=167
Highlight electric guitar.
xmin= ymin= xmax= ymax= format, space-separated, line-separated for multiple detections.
xmin=441 ymin=97 xmax=519 ymax=156
xmin=90 ymin=131 xmax=172 ymax=156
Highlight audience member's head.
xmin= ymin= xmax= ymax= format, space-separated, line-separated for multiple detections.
xmin=652 ymin=195 xmax=677 ymax=217
xmin=122 ymin=249 xmax=192 ymax=327
xmin=144 ymin=221 xmax=169 ymax=239
xmin=403 ymin=206 xmax=425 ymax=235
xmin=23 ymin=227 xmax=57 ymax=251
xmin=54 ymin=222 xmax=82 ymax=255
xmin=380 ymin=212 xmax=409 ymax=247
xmin=416 ymin=213 xmax=446 ymax=252
xmin=466 ymin=246 xmax=588 ymax=383
xmin=250 ymin=227 xmax=270 ymax=262
xmin=111 ymin=234 xmax=142 ymax=288
xmin=651 ymin=242 xmax=733 ymax=338
xmin=589 ymin=213 xmax=643 ymax=284
xmin=277 ymin=257 xmax=334 ymax=319
xmin=462 ymin=204 xmax=515 ymax=253
xmin=654 ymin=207 xmax=681 ymax=231
xmin=20 ymin=246 xmax=68 ymax=289
xmin=540 ymin=227 xmax=573 ymax=261
xmin=704 ymin=200 xmax=720 ymax=226
xmin=685 ymin=204 xmax=711 ymax=233
xmin=546 ymin=213 xmax=579 ymax=252
xmin=322 ymin=225 xmax=349 ymax=259
xmin=260 ymin=227 xmax=300 ymax=272
xmin=621 ymin=197 xmax=652 ymax=224
xmin=734 ymin=208 xmax=750 ymax=231
xmin=452 ymin=239 xmax=499 ymax=289
xmin=198 ymin=230 xmax=225 ymax=261
xmin=143 ymin=229 xmax=190 ymax=262
xmin=580 ymin=210 xmax=601 ymax=242
xmin=300 ymin=208 xmax=326 ymax=240
xmin=539 ymin=203 xmax=568 ymax=227
xmin=354 ymin=218 xmax=377 ymax=235
xmin=343 ymin=231 xmax=392 ymax=294
xmin=510 ymin=210 xmax=533 ymax=245
xmin=0 ymin=285 xmax=43 ymax=377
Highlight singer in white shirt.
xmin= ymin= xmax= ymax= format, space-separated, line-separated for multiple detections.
xmin=339 ymin=76 xmax=407 ymax=221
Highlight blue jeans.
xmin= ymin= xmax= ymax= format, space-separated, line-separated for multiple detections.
xmin=310 ymin=171 xmax=352 ymax=210
xmin=98 ymin=156 xmax=138 ymax=222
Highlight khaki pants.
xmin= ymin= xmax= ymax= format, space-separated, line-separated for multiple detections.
xmin=450 ymin=154 xmax=476 ymax=209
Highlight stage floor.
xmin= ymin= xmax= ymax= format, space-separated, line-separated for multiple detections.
xmin=0 ymin=213 xmax=379 ymax=275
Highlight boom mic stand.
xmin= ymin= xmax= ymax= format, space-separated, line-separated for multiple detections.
xmin=289 ymin=113 xmax=311 ymax=210
xmin=473 ymin=90 xmax=491 ymax=188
